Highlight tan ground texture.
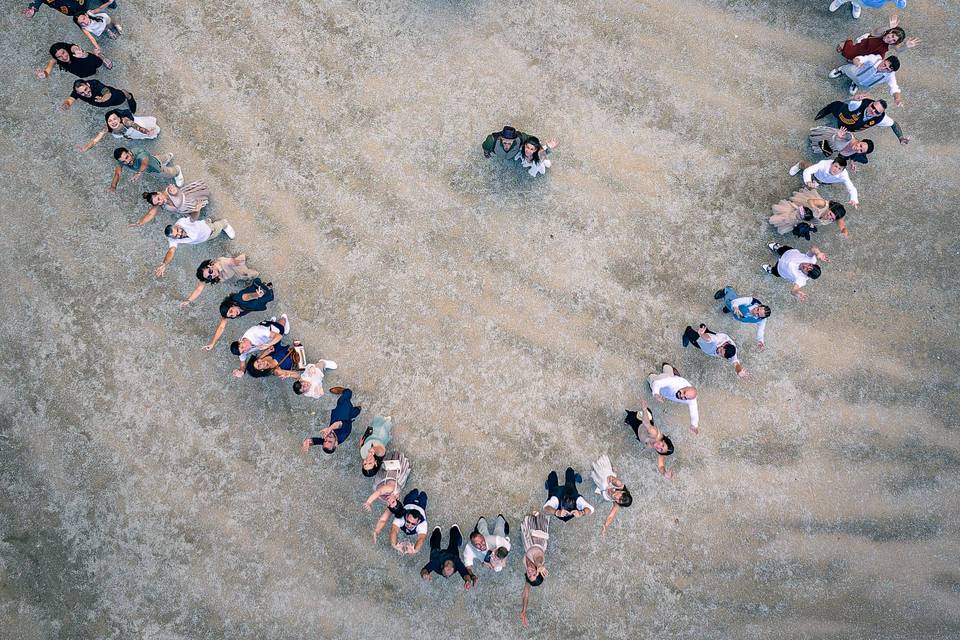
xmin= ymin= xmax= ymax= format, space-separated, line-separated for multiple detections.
xmin=1 ymin=0 xmax=959 ymax=639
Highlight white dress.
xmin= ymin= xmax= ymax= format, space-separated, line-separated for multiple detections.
xmin=590 ymin=454 xmax=617 ymax=502
xmin=112 ymin=116 xmax=160 ymax=140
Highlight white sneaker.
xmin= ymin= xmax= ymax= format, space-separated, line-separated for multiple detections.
xmin=828 ymin=67 xmax=842 ymax=79
xmin=280 ymin=313 xmax=290 ymax=334
xmin=174 ymin=167 xmax=184 ymax=187
xmin=848 ymin=82 xmax=859 ymax=95
xmin=762 ymin=264 xmax=773 ymax=274
xmin=788 ymin=162 xmax=802 ymax=176
xmin=768 ymin=242 xmax=782 ymax=252
xmin=828 ymin=0 xmax=845 ymax=12
xmin=321 ymin=360 xmax=338 ymax=370
xmin=223 ymin=223 xmax=236 ymax=239
xmin=851 ymin=3 xmax=861 ymax=18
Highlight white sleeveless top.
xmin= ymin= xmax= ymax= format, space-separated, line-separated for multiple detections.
xmin=590 ymin=454 xmax=617 ymax=502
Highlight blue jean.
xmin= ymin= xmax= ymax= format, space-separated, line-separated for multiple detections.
xmin=722 ymin=286 xmax=739 ymax=312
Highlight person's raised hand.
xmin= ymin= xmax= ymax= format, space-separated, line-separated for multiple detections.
xmin=154 ymin=264 xmax=167 ymax=278
xmin=23 ymin=7 xmax=36 ymax=17
xmin=232 ymin=368 xmax=244 ymax=378
xmin=895 ymin=95 xmax=904 ymax=108
xmin=905 ymin=36 xmax=920 ymax=48
xmin=36 ymin=68 xmax=48 ymax=79
xmin=654 ymin=393 xmax=664 ymax=403
xmin=520 ymin=611 xmax=529 ymax=627
xmin=363 ymin=501 xmax=373 ymax=513
xmin=757 ymin=341 xmax=764 ymax=351
xmin=179 ymin=300 xmax=190 ymax=309
xmin=301 ymin=438 xmax=312 ymax=453
xmin=201 ymin=344 xmax=214 ymax=352
xmin=736 ymin=368 xmax=748 ymax=379
xmin=131 ymin=173 xmax=142 ymax=183
xmin=664 ymin=470 xmax=674 ymax=480
xmin=899 ymin=136 xmax=911 ymax=145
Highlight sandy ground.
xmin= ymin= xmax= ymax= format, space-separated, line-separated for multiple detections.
xmin=1 ymin=0 xmax=959 ymax=638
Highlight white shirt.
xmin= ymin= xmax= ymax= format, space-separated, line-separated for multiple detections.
xmin=298 ymin=364 xmax=326 ymax=399
xmin=238 ymin=324 xmax=278 ymax=361
xmin=543 ymin=495 xmax=594 ymax=513
xmin=392 ymin=515 xmax=428 ymax=536
xmin=856 ymin=54 xmax=901 ymax=95
xmin=698 ymin=331 xmax=740 ymax=365
xmin=776 ymin=249 xmax=818 ymax=288
xmin=462 ymin=535 xmax=512 ymax=571
xmin=167 ymin=217 xmax=211 ymax=248
xmin=730 ymin=296 xmax=767 ymax=343
xmin=802 ymin=159 xmax=858 ymax=203
xmin=649 ymin=374 xmax=700 ymax=429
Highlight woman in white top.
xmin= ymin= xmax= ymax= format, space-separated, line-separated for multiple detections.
xmin=77 ymin=109 xmax=160 ymax=153
xmin=519 ymin=512 xmax=550 ymax=628
xmin=73 ymin=4 xmax=122 ymax=54
xmin=515 ymin=136 xmax=558 ymax=177
xmin=363 ymin=452 xmax=411 ymax=543
xmin=590 ymin=454 xmax=633 ymax=538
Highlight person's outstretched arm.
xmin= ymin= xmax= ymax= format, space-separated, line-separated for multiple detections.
xmin=657 ymin=454 xmax=673 ymax=479
xmin=132 ymin=205 xmax=162 ymax=227
xmin=520 ymin=583 xmax=532 ymax=627
xmin=180 ymin=282 xmax=206 ymax=307
xmin=600 ymin=504 xmax=619 ymax=538
xmin=77 ymin=127 xmax=108 ymax=153
xmin=80 ymin=28 xmax=100 ymax=54
xmin=109 ymin=166 xmax=122 ymax=191
xmin=372 ymin=509 xmax=391 ymax=543
xmin=155 ymin=246 xmax=176 ymax=277
xmin=37 ymin=58 xmax=56 ymax=78
xmin=202 ymin=318 xmax=229 ymax=351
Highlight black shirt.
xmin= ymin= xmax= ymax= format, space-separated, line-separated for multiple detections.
xmin=59 ymin=53 xmax=103 ymax=78
xmin=71 ymin=79 xmax=128 ymax=108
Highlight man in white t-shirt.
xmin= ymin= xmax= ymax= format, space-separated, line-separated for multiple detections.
xmin=788 ymin=156 xmax=859 ymax=208
xmin=154 ymin=215 xmax=236 ymax=277
xmin=543 ymin=468 xmax=593 ymax=523
xmin=648 ymin=362 xmax=700 ymax=434
xmin=762 ymin=242 xmax=830 ymax=302
xmin=462 ymin=515 xmax=511 ymax=582
xmin=682 ymin=324 xmax=747 ymax=377
xmin=229 ymin=315 xmax=288 ymax=377
xmin=293 ymin=360 xmax=339 ymax=398
xmin=389 ymin=488 xmax=428 ymax=556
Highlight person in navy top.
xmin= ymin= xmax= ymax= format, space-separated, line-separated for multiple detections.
xmin=301 ymin=388 xmax=361 ymax=454
xmin=420 ymin=526 xmax=475 ymax=590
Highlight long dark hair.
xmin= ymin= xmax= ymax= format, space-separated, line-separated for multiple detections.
xmin=246 ymin=358 xmax=275 ymax=378
xmin=522 ymin=136 xmax=544 ymax=164
xmin=104 ymin=109 xmax=128 ymax=131
xmin=49 ymin=42 xmax=73 ymax=69
xmin=362 ymin=454 xmax=385 ymax=477
xmin=74 ymin=12 xmax=106 ymax=27
xmin=196 ymin=259 xmax=220 ymax=283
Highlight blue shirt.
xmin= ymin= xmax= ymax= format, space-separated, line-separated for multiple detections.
xmin=329 ymin=388 xmax=361 ymax=444
xmin=859 ymin=0 xmax=906 ymax=8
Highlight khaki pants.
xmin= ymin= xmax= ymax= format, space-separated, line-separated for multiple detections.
xmin=647 ymin=363 xmax=676 ymax=392
xmin=206 ymin=219 xmax=228 ymax=239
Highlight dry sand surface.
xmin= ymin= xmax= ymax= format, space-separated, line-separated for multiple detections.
xmin=1 ymin=0 xmax=959 ymax=638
